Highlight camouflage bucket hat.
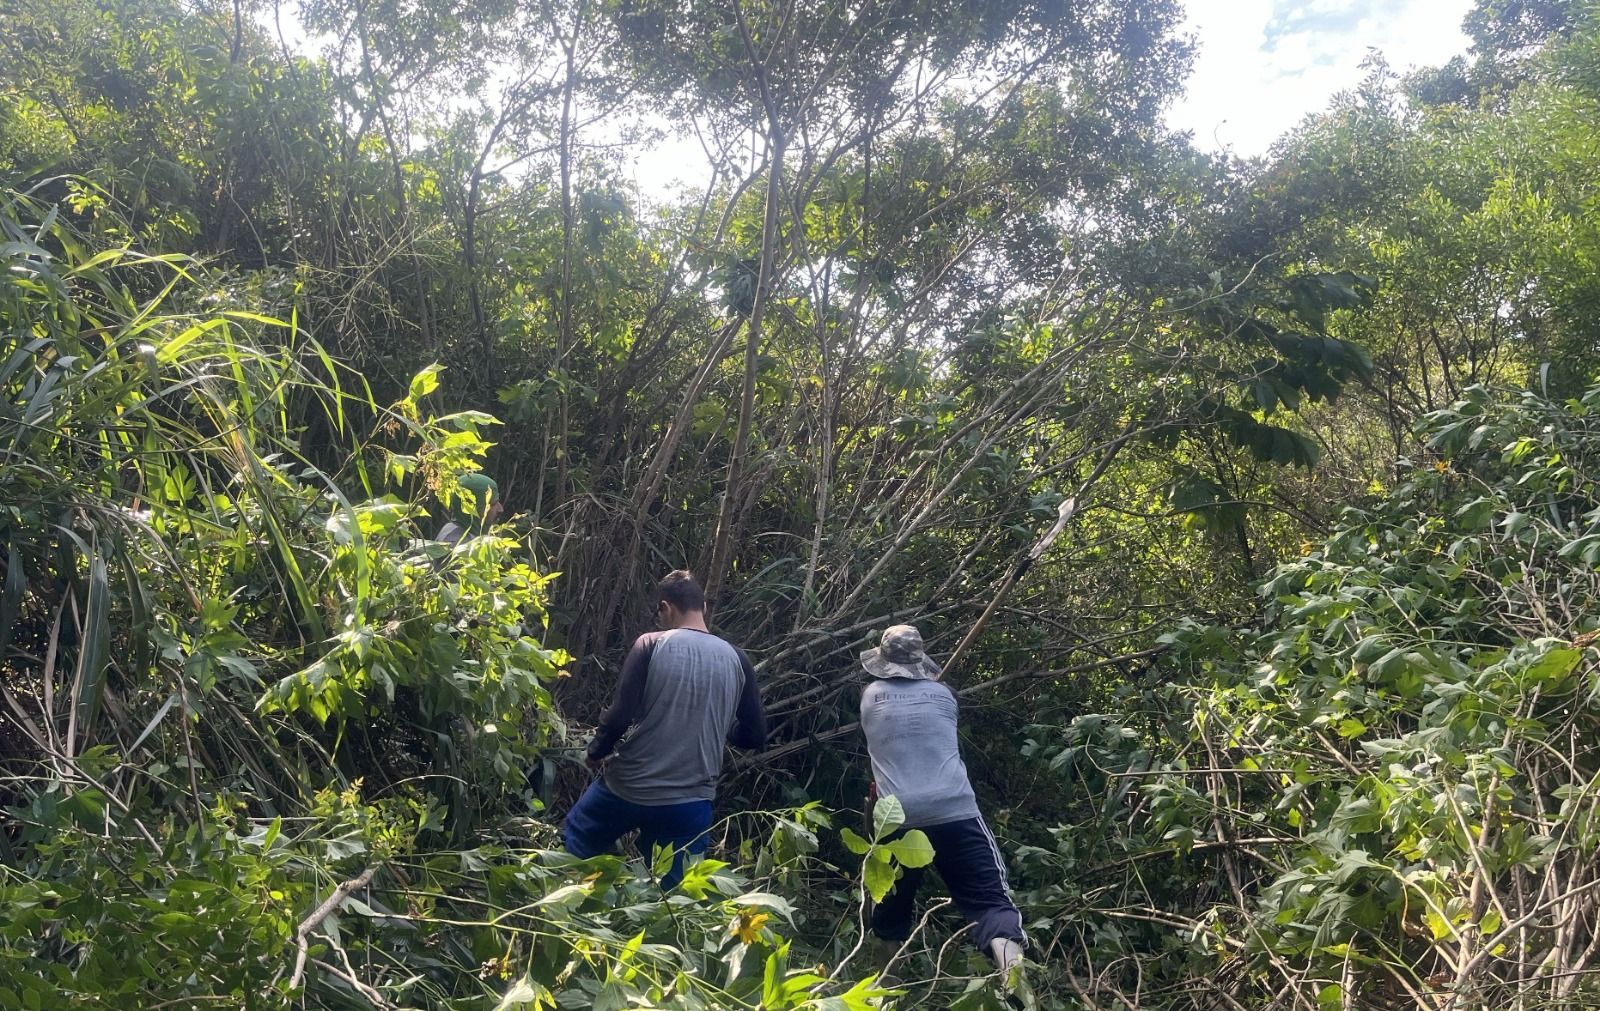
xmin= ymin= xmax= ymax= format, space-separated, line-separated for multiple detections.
xmin=453 ymin=473 xmax=499 ymax=521
xmin=860 ymin=624 xmax=942 ymax=681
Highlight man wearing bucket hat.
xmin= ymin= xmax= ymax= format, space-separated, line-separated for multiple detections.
xmin=437 ymin=473 xmax=502 ymax=545
xmin=859 ymin=624 xmax=1027 ymax=976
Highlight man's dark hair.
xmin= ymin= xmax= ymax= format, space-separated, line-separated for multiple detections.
xmin=658 ymin=569 xmax=706 ymax=612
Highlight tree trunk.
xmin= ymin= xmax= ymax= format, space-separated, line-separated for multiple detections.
xmin=703 ymin=7 xmax=787 ymax=609
xmin=553 ymin=8 xmax=582 ymax=563
xmin=355 ymin=0 xmax=433 ymax=354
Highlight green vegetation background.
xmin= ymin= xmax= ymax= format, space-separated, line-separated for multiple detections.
xmin=3 ymin=0 xmax=1600 ymax=1007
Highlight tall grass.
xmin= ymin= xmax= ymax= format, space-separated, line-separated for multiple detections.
xmin=2 ymin=186 xmax=342 ymax=794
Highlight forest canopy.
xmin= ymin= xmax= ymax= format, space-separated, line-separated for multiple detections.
xmin=3 ymin=0 xmax=1600 ymax=1008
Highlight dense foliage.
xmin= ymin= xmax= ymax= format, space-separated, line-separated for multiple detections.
xmin=3 ymin=0 xmax=1600 ymax=1008
xmin=1018 ymin=385 xmax=1600 ymax=1008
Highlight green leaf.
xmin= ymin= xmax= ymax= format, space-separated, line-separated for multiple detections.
xmin=1425 ymin=909 xmax=1454 ymax=941
xmin=116 ymin=545 xmax=152 ymax=680
xmin=675 ymin=857 xmax=731 ymax=899
xmin=72 ymin=549 xmax=111 ymax=742
xmin=127 ymin=693 xmax=177 ymax=756
xmin=409 ymin=364 xmax=442 ymax=401
xmin=839 ymin=827 xmax=871 ymax=856
xmin=810 ymin=974 xmax=899 ymax=1011
xmin=864 ymin=853 xmax=898 ymax=903
xmin=872 ymin=795 xmax=906 ymax=841
xmin=883 ymin=830 xmax=935 ymax=868
xmin=1455 ymin=497 xmax=1498 ymax=529
xmin=1332 ymin=795 xmax=1382 ymax=834
xmin=494 ymin=975 xmax=554 ymax=1010
xmin=156 ymin=317 xmax=226 ymax=363
xmin=618 ymin=930 xmax=645 ymax=970
xmin=1525 ymin=646 xmax=1580 ymax=684
xmin=1317 ymin=983 xmax=1344 ymax=1009
xmin=534 ymin=882 xmax=593 ymax=909
xmin=221 ymin=309 xmax=290 ymax=328
xmin=732 ymin=890 xmax=797 ymax=922
xmin=1500 ymin=511 xmax=1530 ymax=537
xmin=763 ymin=942 xmax=791 ymax=1008
xmin=592 ymin=981 xmax=627 ymax=1011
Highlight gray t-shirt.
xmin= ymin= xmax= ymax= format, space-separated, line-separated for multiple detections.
xmin=859 ymin=677 xmax=981 ymax=828
xmin=589 ymin=628 xmax=766 ymax=805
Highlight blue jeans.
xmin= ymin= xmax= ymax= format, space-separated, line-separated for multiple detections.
xmin=562 ymin=780 xmax=713 ymax=889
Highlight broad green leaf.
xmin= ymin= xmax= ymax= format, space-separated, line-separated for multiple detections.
xmin=494 ymin=975 xmax=554 ymax=1011
xmin=1525 ymin=646 xmax=1580 ymax=684
xmin=534 ymin=882 xmax=593 ymax=909
xmin=864 ymin=853 xmax=898 ymax=903
xmin=883 ymin=830 xmax=935 ymax=868
xmin=872 ymin=795 xmax=906 ymax=840
xmin=809 ymin=974 xmax=899 ymax=1011
xmin=1425 ymin=909 xmax=1454 ymax=941
xmin=762 ymin=942 xmax=791 ymax=1008
xmin=409 ymin=364 xmax=442 ymax=401
xmin=732 ymin=890 xmax=797 ymax=922
xmin=592 ymin=981 xmax=627 ymax=1011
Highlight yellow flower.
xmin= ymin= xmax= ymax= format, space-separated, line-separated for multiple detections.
xmin=729 ymin=911 xmax=770 ymax=945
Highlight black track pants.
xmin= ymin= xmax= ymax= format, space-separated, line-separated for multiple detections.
xmin=869 ymin=815 xmax=1026 ymax=956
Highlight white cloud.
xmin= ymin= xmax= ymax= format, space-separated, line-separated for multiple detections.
xmin=1168 ymin=0 xmax=1476 ymax=156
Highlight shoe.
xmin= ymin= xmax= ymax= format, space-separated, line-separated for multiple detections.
xmin=987 ymin=938 xmax=1023 ymax=973
xmin=987 ymin=939 xmax=1035 ymax=1010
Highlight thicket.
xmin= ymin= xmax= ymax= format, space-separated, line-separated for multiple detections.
xmin=3 ymin=0 xmax=1600 ymax=1008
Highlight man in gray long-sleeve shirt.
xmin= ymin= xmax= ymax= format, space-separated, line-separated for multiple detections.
xmin=563 ymin=570 xmax=766 ymax=887
xmin=859 ymin=624 xmax=1026 ymax=973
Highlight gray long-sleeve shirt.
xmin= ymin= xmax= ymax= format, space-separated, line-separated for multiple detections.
xmin=589 ymin=628 xmax=767 ymax=805
xmin=859 ymin=677 xmax=981 ymax=828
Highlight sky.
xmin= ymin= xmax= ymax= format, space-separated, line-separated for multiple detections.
xmin=1170 ymin=0 xmax=1477 ymax=155
xmin=262 ymin=0 xmax=1480 ymax=196
xmin=622 ymin=0 xmax=1479 ymax=197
